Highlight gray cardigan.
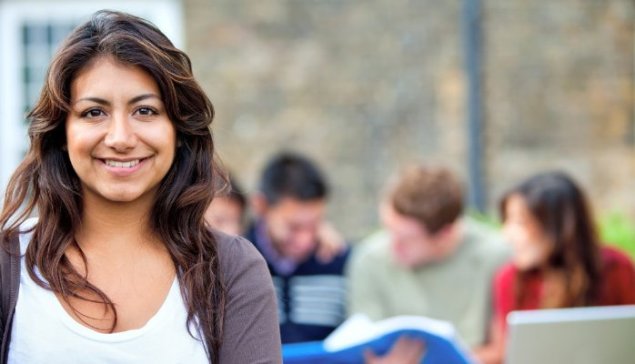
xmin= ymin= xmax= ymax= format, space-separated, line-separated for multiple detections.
xmin=0 ymin=230 xmax=282 ymax=363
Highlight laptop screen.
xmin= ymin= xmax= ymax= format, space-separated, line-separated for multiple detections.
xmin=505 ymin=305 xmax=635 ymax=364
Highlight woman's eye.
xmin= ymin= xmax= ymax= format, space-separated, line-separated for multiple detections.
xmin=82 ymin=109 xmax=104 ymax=118
xmin=137 ymin=107 xmax=157 ymax=116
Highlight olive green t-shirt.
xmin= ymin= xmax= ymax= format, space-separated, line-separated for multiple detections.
xmin=347 ymin=219 xmax=510 ymax=347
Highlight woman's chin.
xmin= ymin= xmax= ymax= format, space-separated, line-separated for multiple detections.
xmin=513 ymin=257 xmax=539 ymax=271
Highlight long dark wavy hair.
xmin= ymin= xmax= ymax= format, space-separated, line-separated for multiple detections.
xmin=500 ymin=171 xmax=603 ymax=309
xmin=0 ymin=10 xmax=226 ymax=362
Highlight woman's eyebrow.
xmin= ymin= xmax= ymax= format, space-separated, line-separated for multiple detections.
xmin=73 ymin=94 xmax=161 ymax=106
xmin=74 ymin=97 xmax=109 ymax=106
xmin=129 ymin=93 xmax=161 ymax=105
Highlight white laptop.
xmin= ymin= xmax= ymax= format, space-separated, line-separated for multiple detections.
xmin=506 ymin=305 xmax=635 ymax=364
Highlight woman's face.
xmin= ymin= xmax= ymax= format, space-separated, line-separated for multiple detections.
xmin=502 ymin=194 xmax=553 ymax=270
xmin=205 ymin=197 xmax=244 ymax=236
xmin=65 ymin=56 xmax=176 ymax=206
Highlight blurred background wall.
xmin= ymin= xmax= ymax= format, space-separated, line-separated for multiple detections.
xmin=1 ymin=0 xmax=634 ymax=240
xmin=186 ymin=0 xmax=635 ymax=239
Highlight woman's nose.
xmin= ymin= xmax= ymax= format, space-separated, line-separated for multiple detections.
xmin=104 ymin=114 xmax=137 ymax=151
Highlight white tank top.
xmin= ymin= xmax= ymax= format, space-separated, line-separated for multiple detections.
xmin=8 ymin=218 xmax=209 ymax=364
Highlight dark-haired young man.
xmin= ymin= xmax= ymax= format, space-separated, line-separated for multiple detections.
xmin=245 ymin=152 xmax=349 ymax=344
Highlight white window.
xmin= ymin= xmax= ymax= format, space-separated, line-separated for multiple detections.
xmin=0 ymin=1 xmax=183 ymax=192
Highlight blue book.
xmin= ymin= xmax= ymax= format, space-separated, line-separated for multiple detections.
xmin=283 ymin=314 xmax=475 ymax=364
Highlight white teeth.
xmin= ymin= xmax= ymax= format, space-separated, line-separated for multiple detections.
xmin=105 ymin=159 xmax=140 ymax=168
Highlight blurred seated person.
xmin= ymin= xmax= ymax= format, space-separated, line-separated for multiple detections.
xmin=246 ymin=152 xmax=350 ymax=343
xmin=475 ymin=171 xmax=635 ymax=364
xmin=205 ymin=175 xmax=247 ymax=236
xmin=348 ymin=164 xmax=509 ymax=356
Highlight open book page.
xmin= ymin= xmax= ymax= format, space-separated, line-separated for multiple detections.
xmin=324 ymin=314 xmax=456 ymax=351
xmin=304 ymin=314 xmax=475 ymax=364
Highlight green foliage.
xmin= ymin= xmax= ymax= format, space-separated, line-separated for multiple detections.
xmin=467 ymin=210 xmax=635 ymax=261
xmin=599 ymin=213 xmax=635 ymax=260
xmin=466 ymin=209 xmax=501 ymax=229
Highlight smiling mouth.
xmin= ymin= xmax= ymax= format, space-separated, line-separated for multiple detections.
xmin=103 ymin=158 xmax=146 ymax=168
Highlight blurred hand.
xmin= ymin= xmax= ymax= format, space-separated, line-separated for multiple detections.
xmin=364 ymin=336 xmax=426 ymax=364
xmin=316 ymin=221 xmax=346 ymax=263
xmin=472 ymin=320 xmax=504 ymax=364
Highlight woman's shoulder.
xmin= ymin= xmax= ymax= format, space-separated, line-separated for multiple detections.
xmin=10 ymin=217 xmax=39 ymax=254
xmin=600 ymin=245 xmax=634 ymax=269
xmin=600 ymin=245 xmax=635 ymax=278
xmin=597 ymin=245 xmax=635 ymax=305
xmin=210 ymin=230 xmax=282 ymax=362
xmin=213 ymin=230 xmax=263 ymax=261
xmin=211 ymin=229 xmax=269 ymax=285
xmin=495 ymin=261 xmax=517 ymax=282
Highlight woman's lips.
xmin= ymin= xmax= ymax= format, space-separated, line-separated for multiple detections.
xmin=99 ymin=157 xmax=150 ymax=176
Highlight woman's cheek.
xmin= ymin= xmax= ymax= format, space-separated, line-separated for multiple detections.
xmin=516 ymin=243 xmax=543 ymax=270
xmin=506 ymin=226 xmax=540 ymax=270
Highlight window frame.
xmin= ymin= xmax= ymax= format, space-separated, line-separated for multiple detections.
xmin=0 ymin=1 xmax=183 ymax=192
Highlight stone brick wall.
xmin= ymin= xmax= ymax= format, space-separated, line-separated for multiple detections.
xmin=184 ymin=0 xmax=467 ymax=238
xmin=184 ymin=0 xmax=635 ymax=238
xmin=484 ymin=1 xmax=635 ymax=221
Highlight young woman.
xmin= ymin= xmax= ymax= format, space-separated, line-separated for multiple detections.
xmin=205 ymin=176 xmax=247 ymax=236
xmin=477 ymin=171 xmax=635 ymax=363
xmin=0 ymin=10 xmax=281 ymax=363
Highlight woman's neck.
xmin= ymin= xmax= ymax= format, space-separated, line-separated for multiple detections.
xmin=75 ymin=192 xmax=159 ymax=255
